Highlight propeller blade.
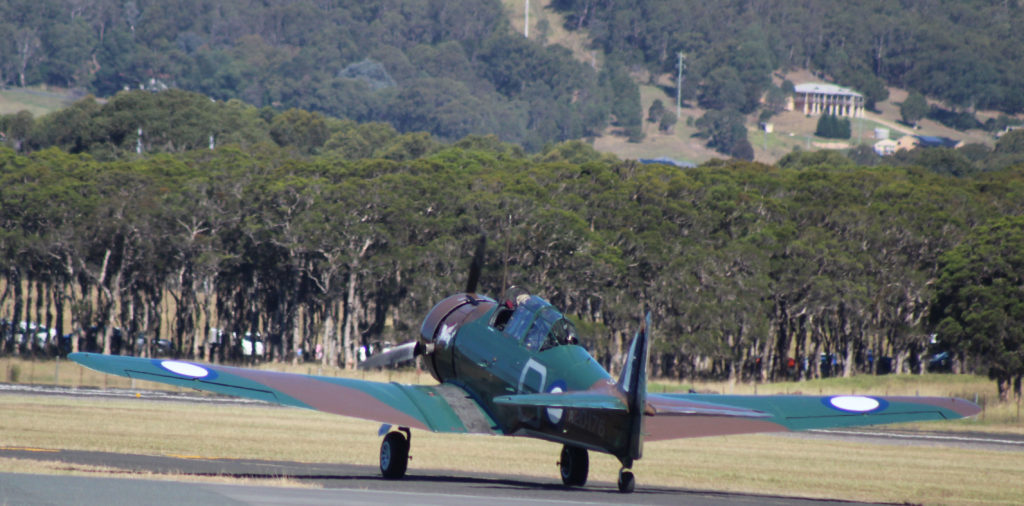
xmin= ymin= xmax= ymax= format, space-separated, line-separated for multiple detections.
xmin=465 ymin=234 xmax=487 ymax=294
xmin=358 ymin=341 xmax=421 ymax=369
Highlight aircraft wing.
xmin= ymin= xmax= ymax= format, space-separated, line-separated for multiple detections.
xmin=494 ymin=391 xmax=771 ymax=418
xmin=644 ymin=393 xmax=981 ymax=441
xmin=68 ymin=353 xmax=499 ymax=435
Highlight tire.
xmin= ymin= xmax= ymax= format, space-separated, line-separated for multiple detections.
xmin=559 ymin=445 xmax=588 ymax=487
xmin=380 ymin=431 xmax=409 ymax=479
xmin=617 ymin=469 xmax=635 ymax=493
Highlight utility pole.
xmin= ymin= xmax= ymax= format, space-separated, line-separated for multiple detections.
xmin=525 ymin=0 xmax=529 ymax=38
xmin=676 ymin=52 xmax=685 ymax=118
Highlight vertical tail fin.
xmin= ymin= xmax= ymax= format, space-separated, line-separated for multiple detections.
xmin=616 ymin=311 xmax=651 ymax=466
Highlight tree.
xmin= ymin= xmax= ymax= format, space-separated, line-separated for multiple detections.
xmin=900 ymin=91 xmax=928 ymax=128
xmin=658 ymin=112 xmax=677 ymax=134
xmin=647 ymin=99 xmax=666 ymax=124
xmin=931 ymin=216 xmax=1024 ymax=401
xmin=698 ymin=66 xmax=746 ymax=112
xmin=695 ymin=109 xmax=747 ymax=156
xmin=730 ymin=137 xmax=754 ymax=160
xmin=3 ymin=110 xmax=34 ymax=152
xmin=763 ymin=85 xmax=787 ymax=116
xmin=994 ymin=129 xmax=1024 ymax=155
xmin=14 ymin=27 xmax=41 ymax=87
xmin=270 ymin=108 xmax=329 ymax=154
xmin=815 ymin=115 xmax=851 ymax=139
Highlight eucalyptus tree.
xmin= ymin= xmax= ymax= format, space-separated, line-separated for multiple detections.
xmin=931 ymin=216 xmax=1024 ymax=401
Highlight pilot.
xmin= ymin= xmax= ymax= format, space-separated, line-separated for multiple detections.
xmin=493 ymin=299 xmax=515 ymax=330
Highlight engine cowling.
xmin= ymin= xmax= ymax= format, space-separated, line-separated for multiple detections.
xmin=418 ymin=293 xmax=495 ymax=382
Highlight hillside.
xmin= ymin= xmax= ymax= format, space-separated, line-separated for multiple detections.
xmin=2 ymin=0 xmax=1019 ymax=163
xmin=592 ymin=71 xmax=1000 ymax=165
xmin=501 ymin=1 xmax=1004 ymax=164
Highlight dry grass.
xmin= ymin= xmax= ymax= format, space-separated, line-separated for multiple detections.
xmin=2 ymin=392 xmax=1021 ymax=504
xmin=0 ymin=86 xmax=78 ymax=116
xmin=0 ymin=456 xmax=315 ymax=488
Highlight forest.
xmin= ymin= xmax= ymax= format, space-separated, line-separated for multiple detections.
xmin=2 ymin=1 xmax=1023 ymax=399
xmin=5 ymin=0 xmax=1024 ymax=154
xmin=0 ymin=0 xmax=637 ymax=151
xmin=2 ymin=89 xmax=1023 ymax=399
xmin=552 ymin=0 xmax=1024 ymax=115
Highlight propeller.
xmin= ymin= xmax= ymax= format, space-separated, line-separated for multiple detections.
xmin=465 ymin=234 xmax=486 ymax=295
xmin=358 ymin=235 xmax=487 ymax=370
xmin=358 ymin=341 xmax=424 ymax=370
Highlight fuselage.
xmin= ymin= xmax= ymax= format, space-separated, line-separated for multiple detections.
xmin=419 ymin=292 xmax=635 ymax=457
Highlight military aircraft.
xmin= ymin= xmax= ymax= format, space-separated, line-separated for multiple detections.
xmin=70 ymin=237 xmax=981 ymax=493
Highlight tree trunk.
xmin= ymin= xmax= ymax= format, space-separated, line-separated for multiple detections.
xmin=842 ymin=335 xmax=855 ymax=378
xmin=894 ymin=349 xmax=907 ymax=375
xmin=291 ymin=305 xmax=303 ymax=365
xmin=997 ymin=377 xmax=1010 ymax=403
xmin=343 ymin=269 xmax=358 ymax=370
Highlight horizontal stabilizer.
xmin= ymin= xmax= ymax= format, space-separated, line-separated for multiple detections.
xmin=493 ymin=392 xmax=627 ymax=411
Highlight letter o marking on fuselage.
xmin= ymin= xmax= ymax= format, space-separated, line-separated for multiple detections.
xmin=517 ymin=358 xmax=547 ymax=394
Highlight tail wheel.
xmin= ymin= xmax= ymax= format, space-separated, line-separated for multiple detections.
xmin=380 ymin=431 xmax=409 ymax=479
xmin=617 ymin=469 xmax=635 ymax=493
xmin=559 ymin=445 xmax=588 ymax=487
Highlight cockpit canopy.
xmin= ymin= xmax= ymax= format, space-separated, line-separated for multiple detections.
xmin=495 ymin=293 xmax=578 ymax=351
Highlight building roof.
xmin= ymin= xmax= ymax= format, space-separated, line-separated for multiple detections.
xmin=638 ymin=157 xmax=696 ymax=169
xmin=794 ymin=83 xmax=863 ymax=98
xmin=914 ymin=135 xmax=960 ymax=148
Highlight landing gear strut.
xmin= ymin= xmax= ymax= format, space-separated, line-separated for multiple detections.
xmin=617 ymin=468 xmax=635 ymax=493
xmin=558 ymin=445 xmax=588 ymax=487
xmin=379 ymin=427 xmax=410 ymax=479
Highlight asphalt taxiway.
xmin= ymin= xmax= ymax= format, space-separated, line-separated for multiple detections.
xmin=0 ymin=447 xmax=875 ymax=506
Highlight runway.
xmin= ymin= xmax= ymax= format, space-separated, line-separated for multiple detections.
xmin=0 ymin=447 xmax=872 ymax=506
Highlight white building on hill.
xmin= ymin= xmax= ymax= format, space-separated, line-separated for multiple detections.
xmin=794 ymin=83 xmax=864 ymax=118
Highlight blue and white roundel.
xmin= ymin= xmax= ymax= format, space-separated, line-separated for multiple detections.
xmin=159 ymin=360 xmax=212 ymax=379
xmin=824 ymin=395 xmax=887 ymax=413
xmin=546 ymin=381 xmax=568 ymax=424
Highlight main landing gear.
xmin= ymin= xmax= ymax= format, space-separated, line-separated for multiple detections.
xmin=379 ymin=427 xmax=410 ymax=479
xmin=559 ymin=445 xmax=589 ymax=487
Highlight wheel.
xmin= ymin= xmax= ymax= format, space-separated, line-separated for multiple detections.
xmin=617 ymin=469 xmax=635 ymax=493
xmin=379 ymin=431 xmax=409 ymax=479
xmin=559 ymin=445 xmax=588 ymax=487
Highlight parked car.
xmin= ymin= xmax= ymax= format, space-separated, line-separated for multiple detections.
xmin=928 ymin=351 xmax=953 ymax=372
xmin=17 ymin=321 xmax=55 ymax=348
xmin=241 ymin=333 xmax=265 ymax=357
xmin=133 ymin=336 xmax=173 ymax=356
